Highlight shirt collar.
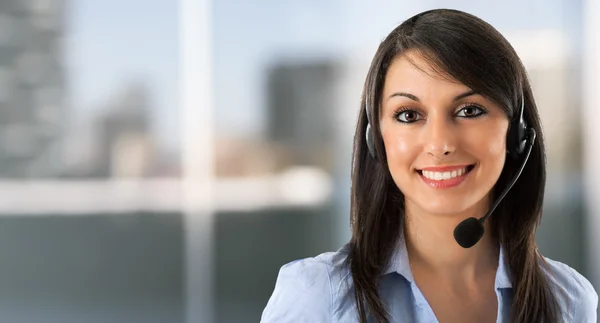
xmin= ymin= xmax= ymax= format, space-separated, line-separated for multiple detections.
xmin=383 ymin=233 xmax=513 ymax=290
xmin=494 ymin=245 xmax=512 ymax=289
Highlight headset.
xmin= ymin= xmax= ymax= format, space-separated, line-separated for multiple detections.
xmin=364 ymin=90 xmax=537 ymax=248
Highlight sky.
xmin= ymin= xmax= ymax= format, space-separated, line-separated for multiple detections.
xmin=67 ymin=0 xmax=178 ymax=149
xmin=66 ymin=0 xmax=579 ymax=150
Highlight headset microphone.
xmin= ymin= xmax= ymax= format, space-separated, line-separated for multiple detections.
xmin=453 ymin=127 xmax=535 ymax=248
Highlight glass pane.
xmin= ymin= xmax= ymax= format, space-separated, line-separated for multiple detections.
xmin=212 ymin=1 xmax=591 ymax=322
xmin=0 ymin=1 xmax=184 ymax=322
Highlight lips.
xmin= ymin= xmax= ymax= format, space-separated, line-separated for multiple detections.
xmin=416 ymin=164 xmax=475 ymax=189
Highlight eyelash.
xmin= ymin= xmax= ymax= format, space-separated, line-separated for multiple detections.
xmin=392 ymin=102 xmax=488 ymax=123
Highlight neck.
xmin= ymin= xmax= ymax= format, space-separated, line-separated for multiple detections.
xmin=404 ymin=197 xmax=499 ymax=281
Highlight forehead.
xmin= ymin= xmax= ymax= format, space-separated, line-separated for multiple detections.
xmin=383 ymin=51 xmax=472 ymax=98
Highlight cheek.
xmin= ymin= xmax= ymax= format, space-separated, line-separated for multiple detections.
xmin=380 ymin=127 xmax=419 ymax=191
xmin=476 ymin=124 xmax=508 ymax=158
xmin=466 ymin=122 xmax=509 ymax=177
xmin=477 ymin=131 xmax=505 ymax=157
xmin=381 ymin=127 xmax=415 ymax=163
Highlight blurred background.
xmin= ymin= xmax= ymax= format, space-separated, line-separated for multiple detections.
xmin=0 ymin=0 xmax=598 ymax=322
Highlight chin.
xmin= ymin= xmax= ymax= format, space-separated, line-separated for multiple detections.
xmin=407 ymin=195 xmax=479 ymax=217
xmin=423 ymin=204 xmax=472 ymax=216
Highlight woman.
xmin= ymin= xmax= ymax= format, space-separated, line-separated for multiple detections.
xmin=261 ymin=9 xmax=598 ymax=323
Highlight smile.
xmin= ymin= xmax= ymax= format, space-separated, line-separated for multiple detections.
xmin=416 ymin=164 xmax=475 ymax=189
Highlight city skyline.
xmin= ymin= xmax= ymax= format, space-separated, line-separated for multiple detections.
xmin=67 ymin=0 xmax=575 ymax=151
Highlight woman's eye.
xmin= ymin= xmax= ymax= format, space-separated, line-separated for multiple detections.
xmin=456 ymin=105 xmax=486 ymax=118
xmin=395 ymin=110 xmax=421 ymax=123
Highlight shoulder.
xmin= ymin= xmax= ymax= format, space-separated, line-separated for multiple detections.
xmin=260 ymin=245 xmax=352 ymax=323
xmin=542 ymin=256 xmax=598 ymax=321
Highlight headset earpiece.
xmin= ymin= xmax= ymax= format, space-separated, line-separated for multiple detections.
xmin=507 ymin=94 xmax=528 ymax=159
xmin=366 ymin=123 xmax=376 ymax=158
xmin=365 ymin=97 xmax=377 ymax=159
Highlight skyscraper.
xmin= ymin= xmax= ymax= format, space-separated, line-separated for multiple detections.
xmin=266 ymin=60 xmax=341 ymax=170
xmin=0 ymin=0 xmax=67 ymax=177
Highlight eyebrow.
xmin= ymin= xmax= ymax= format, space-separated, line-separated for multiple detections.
xmin=386 ymin=90 xmax=477 ymax=102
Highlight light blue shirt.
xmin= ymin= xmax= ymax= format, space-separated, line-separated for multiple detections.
xmin=261 ymin=237 xmax=598 ymax=322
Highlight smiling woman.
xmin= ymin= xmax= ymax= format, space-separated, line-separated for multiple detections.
xmin=261 ymin=8 xmax=598 ymax=323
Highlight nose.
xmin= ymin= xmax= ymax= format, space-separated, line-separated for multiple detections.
xmin=424 ymin=116 xmax=457 ymax=159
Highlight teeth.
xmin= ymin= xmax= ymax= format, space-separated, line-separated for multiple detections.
xmin=422 ymin=166 xmax=470 ymax=181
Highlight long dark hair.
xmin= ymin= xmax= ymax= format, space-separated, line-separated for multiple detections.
xmin=347 ymin=9 xmax=561 ymax=323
